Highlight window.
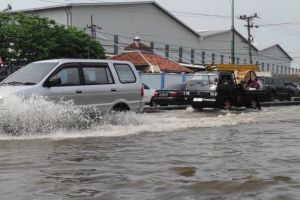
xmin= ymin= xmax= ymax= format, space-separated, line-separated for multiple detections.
xmin=285 ymin=66 xmax=287 ymax=74
xmin=83 ymin=66 xmax=114 ymax=85
xmin=51 ymin=67 xmax=80 ymax=86
xmin=236 ymin=58 xmax=240 ymax=64
xmin=212 ymin=53 xmax=215 ymax=64
xmin=220 ymin=75 xmax=234 ymax=85
xmin=221 ymin=55 xmax=224 ymax=64
xmin=114 ymin=64 xmax=136 ymax=83
xmin=265 ymin=77 xmax=272 ymax=84
xmin=244 ymin=59 xmax=247 ymax=64
xmin=3 ymin=62 xmax=58 ymax=85
xmin=262 ymin=62 xmax=265 ymax=71
xmin=267 ymin=63 xmax=270 ymax=71
xmin=143 ymin=83 xmax=150 ymax=89
xmin=202 ymin=51 xmax=205 ymax=65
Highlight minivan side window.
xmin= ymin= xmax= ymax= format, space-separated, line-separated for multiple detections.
xmin=51 ymin=67 xmax=80 ymax=86
xmin=114 ymin=64 xmax=136 ymax=83
xmin=83 ymin=66 xmax=114 ymax=85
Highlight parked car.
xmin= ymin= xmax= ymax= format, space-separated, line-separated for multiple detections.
xmin=151 ymin=83 xmax=186 ymax=106
xmin=284 ymin=81 xmax=299 ymax=97
xmin=0 ymin=59 xmax=144 ymax=113
xmin=142 ymin=83 xmax=156 ymax=105
xmin=258 ymin=76 xmax=293 ymax=101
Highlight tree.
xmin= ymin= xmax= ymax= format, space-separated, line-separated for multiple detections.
xmin=0 ymin=13 xmax=105 ymax=65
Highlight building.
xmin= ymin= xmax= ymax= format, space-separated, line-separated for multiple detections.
xmin=16 ymin=1 xmax=294 ymax=74
xmin=110 ymin=37 xmax=192 ymax=73
xmin=197 ymin=29 xmax=259 ymax=66
xmin=259 ymin=44 xmax=293 ymax=74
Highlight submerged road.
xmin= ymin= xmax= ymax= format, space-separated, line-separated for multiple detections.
xmin=0 ymin=104 xmax=300 ymax=200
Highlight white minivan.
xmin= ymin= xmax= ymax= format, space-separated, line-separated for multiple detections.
xmin=0 ymin=59 xmax=145 ymax=112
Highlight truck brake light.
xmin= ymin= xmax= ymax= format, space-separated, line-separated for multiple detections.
xmin=169 ymin=91 xmax=177 ymax=97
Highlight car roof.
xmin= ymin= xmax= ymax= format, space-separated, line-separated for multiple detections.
xmin=34 ymin=59 xmax=133 ymax=65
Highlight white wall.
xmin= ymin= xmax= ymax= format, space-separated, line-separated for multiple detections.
xmin=259 ymin=46 xmax=291 ymax=74
xmin=28 ymin=3 xmax=292 ymax=74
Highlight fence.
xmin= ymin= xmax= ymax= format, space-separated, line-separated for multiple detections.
xmin=141 ymin=72 xmax=192 ymax=90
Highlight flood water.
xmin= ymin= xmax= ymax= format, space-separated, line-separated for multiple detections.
xmin=0 ymin=97 xmax=300 ymax=200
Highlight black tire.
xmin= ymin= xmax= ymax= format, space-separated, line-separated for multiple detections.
xmin=112 ymin=104 xmax=130 ymax=112
xmin=247 ymin=98 xmax=261 ymax=110
xmin=268 ymin=91 xmax=275 ymax=102
xmin=223 ymin=98 xmax=232 ymax=110
xmin=287 ymin=93 xmax=292 ymax=101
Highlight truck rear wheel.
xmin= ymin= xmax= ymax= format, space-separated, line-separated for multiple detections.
xmin=223 ymin=98 xmax=232 ymax=110
xmin=247 ymin=98 xmax=261 ymax=109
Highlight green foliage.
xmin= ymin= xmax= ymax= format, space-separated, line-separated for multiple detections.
xmin=0 ymin=13 xmax=105 ymax=64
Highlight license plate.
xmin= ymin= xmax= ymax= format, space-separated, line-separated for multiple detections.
xmin=159 ymin=93 xmax=168 ymax=97
xmin=193 ymin=98 xmax=203 ymax=102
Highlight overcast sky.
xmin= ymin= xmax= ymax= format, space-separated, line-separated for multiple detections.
xmin=2 ymin=0 xmax=300 ymax=66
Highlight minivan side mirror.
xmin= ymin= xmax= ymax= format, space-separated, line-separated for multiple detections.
xmin=45 ymin=77 xmax=61 ymax=87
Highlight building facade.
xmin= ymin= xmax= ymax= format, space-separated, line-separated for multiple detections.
xmin=18 ymin=1 xmax=294 ymax=74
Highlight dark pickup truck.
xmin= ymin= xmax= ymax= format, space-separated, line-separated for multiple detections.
xmin=185 ymin=71 xmax=266 ymax=110
xmin=258 ymin=76 xmax=294 ymax=101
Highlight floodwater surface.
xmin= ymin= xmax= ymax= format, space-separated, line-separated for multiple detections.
xmin=0 ymin=97 xmax=300 ymax=200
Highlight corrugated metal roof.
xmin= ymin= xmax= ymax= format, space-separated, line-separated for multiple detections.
xmin=260 ymin=44 xmax=293 ymax=61
xmin=12 ymin=1 xmax=200 ymax=38
xmin=198 ymin=30 xmax=230 ymax=38
xmin=198 ymin=29 xmax=259 ymax=52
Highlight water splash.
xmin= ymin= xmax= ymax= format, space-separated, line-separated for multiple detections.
xmin=0 ymin=95 xmax=92 ymax=135
xmin=0 ymin=94 xmax=300 ymax=140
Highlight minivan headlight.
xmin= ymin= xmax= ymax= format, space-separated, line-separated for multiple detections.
xmin=210 ymin=91 xmax=218 ymax=96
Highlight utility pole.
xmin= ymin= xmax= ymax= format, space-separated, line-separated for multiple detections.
xmin=85 ymin=15 xmax=101 ymax=58
xmin=239 ymin=13 xmax=259 ymax=64
xmin=86 ymin=15 xmax=101 ymax=40
xmin=231 ymin=0 xmax=235 ymax=64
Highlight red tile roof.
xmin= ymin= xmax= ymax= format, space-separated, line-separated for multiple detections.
xmin=124 ymin=41 xmax=153 ymax=53
xmin=110 ymin=39 xmax=192 ymax=73
xmin=111 ymin=51 xmax=192 ymax=73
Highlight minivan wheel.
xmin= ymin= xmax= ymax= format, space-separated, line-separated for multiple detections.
xmin=112 ymin=104 xmax=130 ymax=112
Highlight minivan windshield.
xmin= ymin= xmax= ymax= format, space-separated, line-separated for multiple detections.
xmin=2 ymin=62 xmax=58 ymax=85
xmin=191 ymin=74 xmax=218 ymax=84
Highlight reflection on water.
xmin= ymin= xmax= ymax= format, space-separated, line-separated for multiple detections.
xmin=1 ymin=96 xmax=300 ymax=199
